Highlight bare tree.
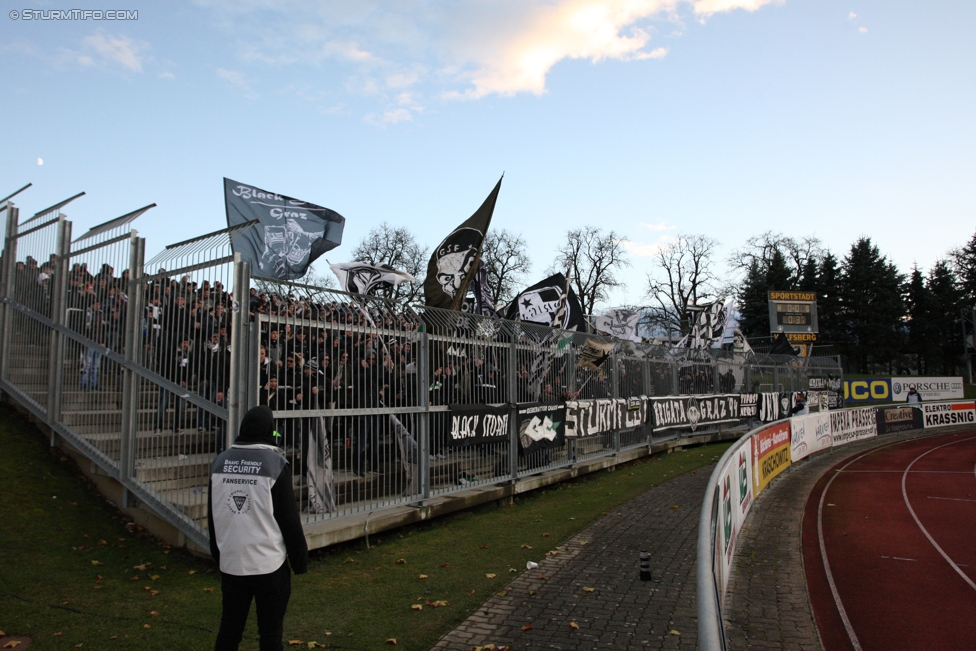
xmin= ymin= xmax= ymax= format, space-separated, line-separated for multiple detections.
xmin=351 ymin=222 xmax=428 ymax=305
xmin=481 ymin=229 xmax=531 ymax=306
xmin=644 ymin=234 xmax=720 ymax=339
xmin=727 ymin=231 xmax=824 ymax=281
xmin=551 ymin=226 xmax=630 ymax=316
xmin=253 ymin=264 xmax=336 ymax=299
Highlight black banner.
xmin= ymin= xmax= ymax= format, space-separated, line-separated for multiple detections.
xmin=650 ymin=394 xmax=742 ymax=432
xmin=224 ymin=178 xmax=345 ymax=280
xmin=876 ymin=405 xmax=923 ymax=435
xmin=517 ymin=403 xmax=566 ymax=454
xmin=740 ymin=393 xmax=759 ymax=418
xmin=447 ymin=404 xmax=509 ymax=446
xmin=758 ymin=392 xmax=793 ymax=422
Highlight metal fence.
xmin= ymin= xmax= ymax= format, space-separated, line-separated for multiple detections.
xmin=0 ymin=195 xmax=843 ymax=550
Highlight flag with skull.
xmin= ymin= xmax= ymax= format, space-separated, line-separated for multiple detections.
xmin=224 ymin=178 xmax=345 ymax=280
xmin=423 ymin=176 xmax=503 ymax=310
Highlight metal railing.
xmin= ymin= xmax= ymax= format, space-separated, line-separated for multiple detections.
xmin=0 ymin=193 xmax=843 ymax=553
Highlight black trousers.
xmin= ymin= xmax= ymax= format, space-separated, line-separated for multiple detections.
xmin=215 ymin=561 xmax=291 ymax=651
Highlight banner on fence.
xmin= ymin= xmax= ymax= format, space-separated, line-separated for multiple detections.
xmin=447 ymin=404 xmax=509 ymax=445
xmin=790 ymin=412 xmax=832 ymax=461
xmin=751 ymin=422 xmax=791 ymax=496
xmin=830 ymin=407 xmax=877 ymax=445
xmin=649 ymin=394 xmax=741 ymax=432
xmin=740 ymin=393 xmax=759 ymax=419
xmin=618 ymin=396 xmax=649 ymax=430
xmin=891 ymin=377 xmax=965 ymax=402
xmin=758 ymin=392 xmax=792 ymax=422
xmin=922 ymin=401 xmax=976 ymax=428
xmin=306 ymin=417 xmax=336 ymax=514
xmin=875 ymin=405 xmax=923 ymax=435
xmin=565 ymin=399 xmax=618 ymax=438
xmin=517 ymin=403 xmax=566 ymax=453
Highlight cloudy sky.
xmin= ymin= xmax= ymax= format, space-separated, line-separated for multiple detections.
xmin=2 ymin=0 xmax=974 ymax=306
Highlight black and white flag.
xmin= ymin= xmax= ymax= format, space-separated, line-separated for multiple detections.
xmin=306 ymin=417 xmax=335 ymax=514
xmin=224 ymin=178 xmax=345 ymax=280
xmin=593 ymin=309 xmax=641 ymax=342
xmin=577 ymin=338 xmax=616 ymax=370
xmin=329 ymin=261 xmax=414 ymax=295
xmin=681 ymin=299 xmax=731 ymax=349
xmin=501 ymin=273 xmax=586 ymax=331
xmin=518 ymin=403 xmax=566 ymax=453
xmin=447 ymin=404 xmax=509 ymax=446
xmin=424 ymin=176 xmax=502 ymax=310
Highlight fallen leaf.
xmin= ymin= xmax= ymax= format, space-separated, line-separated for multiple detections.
xmin=150 ymin=574 xmax=160 ymax=581
xmin=580 ymin=541 xmax=589 ymax=546
xmin=520 ymin=544 xmax=532 ymax=549
xmin=441 ymin=563 xmax=450 ymax=568
xmin=418 ymin=574 xmax=428 ymax=579
xmin=521 ymin=624 xmax=533 ymax=631
xmin=670 ymin=505 xmax=679 ymax=510
xmin=386 ymin=638 xmax=397 ymax=645
xmin=308 ymin=643 xmax=320 ymax=649
xmin=508 ymin=568 xmax=517 ymax=573
xmin=4 ymin=642 xmax=23 ymax=649
xmin=150 ymin=590 xmax=159 ymax=597
xmin=528 ymin=590 xmax=536 ymax=595
xmin=669 ymin=630 xmax=681 ymax=636
xmin=203 ymin=588 xmax=213 ymax=593
xmin=481 ymin=543 xmax=489 ymax=549
xmin=412 ymin=604 xmax=423 ymax=610
xmin=468 ymin=589 xmax=476 ymax=595
xmin=483 ymin=645 xmax=496 ymax=650
xmin=143 ymin=624 xmax=151 ymax=629
xmin=97 ymin=539 xmax=107 ymax=545
xmin=91 ymin=560 xmax=104 ymax=566
xmin=150 ymin=611 xmax=159 ymax=617
xmin=188 ymin=570 xmax=196 ymax=575
xmin=134 ymin=564 xmax=147 ymax=571
xmin=583 ymin=587 xmax=595 ymax=592
xmin=542 ymin=533 xmax=550 ymax=537
xmin=570 ymin=622 xmax=580 ymax=630
xmin=96 ymin=575 xmax=103 ymax=581
xmin=395 ymin=559 xmax=406 ymax=564
xmin=538 ymin=575 xmax=547 ymax=580
xmin=288 ymin=642 xmax=303 ymax=647
xmin=486 ymin=573 xmax=497 ymax=579
xmin=345 ymin=557 xmax=355 ymax=563
xmin=53 ymin=632 xmax=62 ymax=636
xmin=130 ymin=576 xmax=139 ymax=581
xmin=496 ymin=591 xmax=507 ymax=596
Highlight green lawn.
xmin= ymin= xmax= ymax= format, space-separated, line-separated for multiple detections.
xmin=0 ymin=403 xmax=730 ymax=650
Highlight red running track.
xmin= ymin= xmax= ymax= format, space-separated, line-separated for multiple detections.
xmin=803 ymin=431 xmax=976 ymax=651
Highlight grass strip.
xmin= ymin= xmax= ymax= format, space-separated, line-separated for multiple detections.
xmin=0 ymin=402 xmax=730 ymax=650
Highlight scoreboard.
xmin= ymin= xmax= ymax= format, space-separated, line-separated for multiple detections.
xmin=768 ymin=291 xmax=818 ymax=335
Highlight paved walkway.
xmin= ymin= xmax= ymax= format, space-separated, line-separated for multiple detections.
xmin=432 ymin=466 xmax=711 ymax=651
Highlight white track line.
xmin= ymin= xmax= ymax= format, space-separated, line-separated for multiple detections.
xmin=901 ymin=436 xmax=976 ymax=592
xmin=927 ymin=496 xmax=976 ymax=503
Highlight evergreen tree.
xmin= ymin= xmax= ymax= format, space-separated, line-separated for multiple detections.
xmin=951 ymin=230 xmax=976 ymax=308
xmin=736 ymin=260 xmax=770 ymax=339
xmin=815 ymin=253 xmax=842 ymax=349
xmin=765 ymin=249 xmax=794 ymax=292
xmin=838 ymin=237 xmax=906 ymax=373
xmin=799 ymin=257 xmax=818 ymax=291
xmin=927 ymin=260 xmax=963 ymax=374
xmin=905 ymin=266 xmax=936 ymax=374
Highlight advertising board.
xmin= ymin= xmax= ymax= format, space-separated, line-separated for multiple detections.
xmin=843 ymin=378 xmax=892 ymax=403
xmin=890 ymin=377 xmax=964 ymax=402
xmin=751 ymin=422 xmax=791 ymax=496
xmin=790 ymin=412 xmax=832 ymax=461
xmin=922 ymin=402 xmax=976 ymax=428
xmin=875 ymin=405 xmax=923 ymax=434
xmin=830 ymin=407 xmax=877 ymax=445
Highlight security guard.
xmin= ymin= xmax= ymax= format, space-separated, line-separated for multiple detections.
xmin=208 ymin=405 xmax=308 ymax=651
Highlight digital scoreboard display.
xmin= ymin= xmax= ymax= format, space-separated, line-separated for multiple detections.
xmin=767 ymin=291 xmax=818 ymax=335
